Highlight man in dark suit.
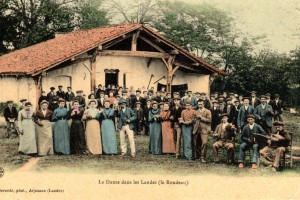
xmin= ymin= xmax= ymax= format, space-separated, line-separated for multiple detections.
xmin=237 ymin=97 xmax=254 ymax=131
xmin=201 ymin=92 xmax=211 ymax=110
xmin=38 ymin=91 xmax=48 ymax=109
xmin=210 ymin=100 xmax=222 ymax=132
xmin=131 ymin=90 xmax=144 ymax=109
xmin=56 ymin=85 xmax=65 ymax=99
xmin=4 ymin=100 xmax=19 ymax=137
xmin=65 ymin=87 xmax=75 ymax=110
xmin=265 ymin=93 xmax=272 ymax=105
xmin=143 ymin=99 xmax=152 ymax=136
xmin=97 ymin=90 xmax=105 ymax=108
xmin=171 ymin=97 xmax=183 ymax=159
xmin=250 ymin=91 xmax=260 ymax=108
xmin=254 ymin=95 xmax=274 ymax=135
xmin=230 ymin=100 xmax=240 ymax=128
xmin=156 ymin=91 xmax=168 ymax=103
xmin=47 ymin=87 xmax=57 ymax=110
xmin=134 ymin=102 xmax=144 ymax=135
xmin=271 ymin=94 xmax=285 ymax=122
xmin=95 ymin=84 xmax=103 ymax=99
xmin=74 ymin=90 xmax=86 ymax=108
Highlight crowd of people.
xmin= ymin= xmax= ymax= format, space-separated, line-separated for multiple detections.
xmin=3 ymin=84 xmax=291 ymax=172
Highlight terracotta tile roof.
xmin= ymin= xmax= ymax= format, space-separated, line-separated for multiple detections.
xmin=0 ymin=23 xmax=224 ymax=75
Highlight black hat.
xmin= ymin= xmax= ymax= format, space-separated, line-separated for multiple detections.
xmin=67 ymin=86 xmax=72 ymax=89
xmin=99 ymin=90 xmax=105 ymax=94
xmin=50 ymin=87 xmax=55 ymax=90
xmin=25 ymin=102 xmax=32 ymax=106
xmin=218 ymin=95 xmax=224 ymax=98
xmin=6 ymin=100 xmax=13 ymax=104
xmin=136 ymin=90 xmax=141 ymax=93
xmin=274 ymin=121 xmax=284 ymax=126
xmin=265 ymin=93 xmax=271 ymax=96
xmin=148 ymin=89 xmax=154 ymax=93
xmin=58 ymin=85 xmax=63 ymax=88
xmin=212 ymin=100 xmax=218 ymax=104
xmin=115 ymin=95 xmax=120 ymax=98
xmin=76 ymin=90 xmax=81 ymax=93
xmin=226 ymin=98 xmax=232 ymax=102
xmin=146 ymin=99 xmax=151 ymax=102
xmin=234 ymin=100 xmax=239 ymax=103
xmin=220 ymin=113 xmax=229 ymax=118
xmin=260 ymin=95 xmax=266 ymax=99
xmin=274 ymin=94 xmax=280 ymax=98
xmin=250 ymin=91 xmax=257 ymax=94
xmin=243 ymin=97 xmax=250 ymax=100
xmin=20 ymin=98 xmax=27 ymax=103
xmin=159 ymin=102 xmax=164 ymax=106
xmin=200 ymin=92 xmax=206 ymax=95
xmin=122 ymin=90 xmax=128 ymax=94
xmin=247 ymin=114 xmax=255 ymax=119
xmin=173 ymin=92 xmax=180 ymax=95
xmin=195 ymin=92 xmax=200 ymax=95
xmin=187 ymin=90 xmax=192 ymax=93
xmin=135 ymin=101 xmax=141 ymax=105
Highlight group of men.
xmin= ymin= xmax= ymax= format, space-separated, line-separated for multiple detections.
xmin=3 ymin=84 xmax=290 ymax=171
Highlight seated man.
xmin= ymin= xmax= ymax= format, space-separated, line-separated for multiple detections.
xmin=260 ymin=121 xmax=291 ymax=171
xmin=238 ymin=114 xmax=266 ymax=169
xmin=212 ymin=113 xmax=237 ymax=164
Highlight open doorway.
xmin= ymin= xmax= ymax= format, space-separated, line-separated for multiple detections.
xmin=105 ymin=69 xmax=119 ymax=87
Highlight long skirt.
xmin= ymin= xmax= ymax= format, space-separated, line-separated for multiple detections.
xmin=36 ymin=120 xmax=54 ymax=156
xmin=70 ymin=120 xmax=86 ymax=154
xmin=161 ymin=121 xmax=176 ymax=153
xmin=149 ymin=122 xmax=162 ymax=155
xmin=53 ymin=119 xmax=70 ymax=155
xmin=101 ymin=119 xmax=117 ymax=154
xmin=86 ymin=119 xmax=102 ymax=155
xmin=18 ymin=119 xmax=37 ymax=154
xmin=182 ymin=124 xmax=194 ymax=160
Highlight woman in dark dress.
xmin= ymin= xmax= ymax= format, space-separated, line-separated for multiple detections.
xmin=68 ymin=100 xmax=87 ymax=154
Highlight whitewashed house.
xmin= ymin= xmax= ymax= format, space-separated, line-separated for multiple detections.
xmin=0 ymin=23 xmax=224 ymax=108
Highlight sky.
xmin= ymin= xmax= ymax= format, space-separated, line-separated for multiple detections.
xmin=181 ymin=0 xmax=300 ymax=53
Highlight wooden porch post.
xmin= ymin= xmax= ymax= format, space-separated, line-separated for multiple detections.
xmin=90 ymin=52 xmax=97 ymax=91
xmin=35 ymin=75 xmax=42 ymax=111
xmin=163 ymin=56 xmax=179 ymax=93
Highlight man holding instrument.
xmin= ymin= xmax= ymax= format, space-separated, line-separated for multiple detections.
xmin=238 ymin=114 xmax=266 ymax=169
xmin=259 ymin=121 xmax=291 ymax=171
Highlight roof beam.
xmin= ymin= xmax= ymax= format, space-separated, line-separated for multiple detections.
xmin=98 ymin=50 xmax=170 ymax=59
xmin=103 ymin=33 xmax=134 ymax=50
xmin=139 ymin=36 xmax=165 ymax=53
xmin=173 ymin=61 xmax=202 ymax=74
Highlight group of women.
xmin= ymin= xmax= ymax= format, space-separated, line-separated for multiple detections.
xmin=18 ymin=98 xmax=117 ymax=156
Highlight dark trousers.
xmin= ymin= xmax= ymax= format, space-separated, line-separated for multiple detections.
xmin=194 ymin=131 xmax=208 ymax=159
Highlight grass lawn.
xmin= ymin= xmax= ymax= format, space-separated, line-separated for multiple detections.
xmin=0 ymin=111 xmax=300 ymax=176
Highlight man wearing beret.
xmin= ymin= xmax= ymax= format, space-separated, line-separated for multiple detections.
xmin=65 ymin=87 xmax=75 ymax=111
xmin=56 ymin=85 xmax=65 ymax=99
xmin=254 ymin=95 xmax=274 ymax=134
xmin=4 ymin=100 xmax=19 ymax=138
xmin=271 ymin=94 xmax=285 ymax=122
xmin=47 ymin=87 xmax=57 ymax=111
xmin=259 ymin=121 xmax=291 ymax=171
xmin=117 ymin=99 xmax=137 ymax=157
xmin=238 ymin=114 xmax=266 ymax=169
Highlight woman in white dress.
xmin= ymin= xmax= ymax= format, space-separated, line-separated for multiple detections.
xmin=18 ymin=102 xmax=37 ymax=155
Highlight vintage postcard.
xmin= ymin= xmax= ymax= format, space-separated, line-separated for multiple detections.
xmin=0 ymin=0 xmax=299 ymax=199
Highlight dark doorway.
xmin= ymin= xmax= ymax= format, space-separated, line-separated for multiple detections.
xmin=158 ymin=83 xmax=188 ymax=97
xmin=105 ymin=70 xmax=119 ymax=87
